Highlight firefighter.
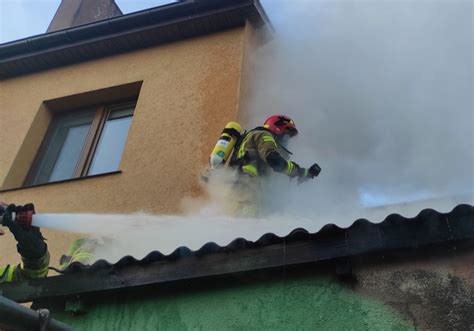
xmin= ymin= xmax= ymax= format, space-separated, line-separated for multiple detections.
xmin=0 ymin=203 xmax=97 ymax=283
xmin=0 ymin=203 xmax=49 ymax=283
xmin=58 ymin=237 xmax=98 ymax=270
xmin=231 ymin=115 xmax=321 ymax=216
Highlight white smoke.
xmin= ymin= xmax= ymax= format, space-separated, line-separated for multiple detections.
xmin=242 ymin=0 xmax=473 ymax=224
xmin=38 ymin=0 xmax=473 ymax=264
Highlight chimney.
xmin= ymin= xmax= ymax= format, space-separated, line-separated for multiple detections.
xmin=47 ymin=0 xmax=123 ymax=33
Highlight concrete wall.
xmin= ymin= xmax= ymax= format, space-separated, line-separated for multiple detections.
xmin=353 ymin=249 xmax=474 ymax=330
xmin=0 ymin=27 xmax=248 ymax=269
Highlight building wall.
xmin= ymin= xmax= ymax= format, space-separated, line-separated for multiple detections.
xmin=353 ymin=249 xmax=474 ymax=330
xmin=45 ymin=249 xmax=474 ymax=330
xmin=49 ymin=273 xmax=413 ymax=330
xmin=0 ymin=27 xmax=248 ymax=269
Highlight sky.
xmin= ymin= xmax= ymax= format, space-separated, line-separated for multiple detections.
xmin=0 ymin=0 xmax=177 ymax=43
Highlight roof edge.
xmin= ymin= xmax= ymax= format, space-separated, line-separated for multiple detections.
xmin=0 ymin=0 xmax=270 ymax=79
xmin=1 ymin=204 xmax=473 ymax=303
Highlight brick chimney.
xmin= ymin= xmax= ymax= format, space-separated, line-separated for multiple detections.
xmin=47 ymin=0 xmax=123 ymax=32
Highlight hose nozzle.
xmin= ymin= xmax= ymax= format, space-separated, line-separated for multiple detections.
xmin=15 ymin=210 xmax=34 ymax=229
xmin=1 ymin=210 xmax=33 ymax=229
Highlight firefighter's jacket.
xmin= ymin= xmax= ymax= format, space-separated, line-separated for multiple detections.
xmin=235 ymin=128 xmax=300 ymax=177
xmin=0 ymin=238 xmax=96 ymax=283
xmin=0 ymin=250 xmax=50 ymax=283
xmin=59 ymin=238 xmax=97 ymax=270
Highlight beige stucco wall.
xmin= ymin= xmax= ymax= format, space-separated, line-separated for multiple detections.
xmin=0 ymin=26 xmax=249 ymax=269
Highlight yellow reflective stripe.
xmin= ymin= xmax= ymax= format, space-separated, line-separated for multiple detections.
xmin=66 ymin=238 xmax=89 ymax=256
xmin=237 ymin=133 xmax=252 ymax=159
xmin=0 ymin=266 xmax=7 ymax=281
xmin=287 ymin=161 xmax=294 ymax=173
xmin=7 ymin=265 xmax=15 ymax=282
xmin=262 ymin=135 xmax=276 ymax=145
xmin=237 ymin=146 xmax=244 ymax=159
xmin=237 ymin=139 xmax=246 ymax=158
xmin=0 ymin=265 xmax=13 ymax=282
xmin=60 ymin=252 xmax=94 ymax=270
xmin=242 ymin=164 xmax=258 ymax=177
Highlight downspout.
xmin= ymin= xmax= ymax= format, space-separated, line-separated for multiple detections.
xmin=0 ymin=295 xmax=74 ymax=331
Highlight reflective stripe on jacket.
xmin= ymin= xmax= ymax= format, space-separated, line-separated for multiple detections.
xmin=59 ymin=238 xmax=98 ymax=270
xmin=236 ymin=129 xmax=299 ymax=178
xmin=0 ymin=250 xmax=50 ymax=283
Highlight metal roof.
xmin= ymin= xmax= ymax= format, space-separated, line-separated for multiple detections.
xmin=0 ymin=0 xmax=270 ymax=79
xmin=1 ymin=204 xmax=473 ymax=303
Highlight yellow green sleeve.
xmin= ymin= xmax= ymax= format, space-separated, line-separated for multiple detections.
xmin=0 ymin=248 xmax=50 ymax=283
xmin=20 ymin=249 xmax=50 ymax=279
xmin=0 ymin=264 xmax=19 ymax=283
xmin=254 ymin=131 xmax=279 ymax=160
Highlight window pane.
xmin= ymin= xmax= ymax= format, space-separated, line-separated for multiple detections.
xmin=49 ymin=124 xmax=90 ymax=182
xmin=28 ymin=110 xmax=95 ymax=185
xmin=88 ymin=109 xmax=133 ymax=175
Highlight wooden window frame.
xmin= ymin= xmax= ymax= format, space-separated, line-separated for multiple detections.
xmin=25 ymin=100 xmax=136 ymax=186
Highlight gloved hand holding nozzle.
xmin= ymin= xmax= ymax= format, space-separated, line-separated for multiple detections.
xmin=0 ymin=203 xmax=47 ymax=260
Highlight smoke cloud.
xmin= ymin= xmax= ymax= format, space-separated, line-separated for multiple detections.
xmin=37 ymin=0 xmax=473 ymax=264
xmin=242 ymin=0 xmax=473 ymax=224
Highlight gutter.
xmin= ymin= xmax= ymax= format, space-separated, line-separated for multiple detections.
xmin=0 ymin=295 xmax=73 ymax=330
xmin=0 ymin=0 xmax=195 ymax=57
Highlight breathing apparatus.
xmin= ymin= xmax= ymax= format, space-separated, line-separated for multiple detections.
xmin=209 ymin=121 xmax=243 ymax=169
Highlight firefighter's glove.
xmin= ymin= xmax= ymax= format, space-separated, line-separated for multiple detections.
xmin=308 ymin=163 xmax=321 ymax=178
xmin=2 ymin=203 xmax=35 ymax=227
xmin=4 ymin=204 xmax=46 ymax=260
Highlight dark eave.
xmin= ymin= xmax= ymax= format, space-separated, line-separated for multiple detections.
xmin=0 ymin=0 xmax=270 ymax=79
xmin=1 ymin=204 xmax=473 ymax=303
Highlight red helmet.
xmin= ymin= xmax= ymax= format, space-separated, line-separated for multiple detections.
xmin=263 ymin=115 xmax=298 ymax=137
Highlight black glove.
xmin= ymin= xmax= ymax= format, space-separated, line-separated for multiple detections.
xmin=307 ymin=163 xmax=321 ymax=178
xmin=4 ymin=204 xmax=46 ymax=260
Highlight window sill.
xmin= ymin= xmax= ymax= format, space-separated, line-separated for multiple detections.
xmin=0 ymin=171 xmax=122 ymax=193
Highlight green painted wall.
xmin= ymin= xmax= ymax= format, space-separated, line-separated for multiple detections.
xmin=50 ymin=274 xmax=413 ymax=330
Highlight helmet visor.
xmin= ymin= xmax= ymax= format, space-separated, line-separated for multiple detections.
xmin=276 ymin=117 xmax=298 ymax=137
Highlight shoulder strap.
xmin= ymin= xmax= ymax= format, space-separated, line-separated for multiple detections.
xmin=279 ymin=143 xmax=293 ymax=156
xmin=229 ymin=128 xmax=259 ymax=166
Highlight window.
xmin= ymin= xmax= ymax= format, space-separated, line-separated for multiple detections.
xmin=26 ymin=102 xmax=135 ymax=185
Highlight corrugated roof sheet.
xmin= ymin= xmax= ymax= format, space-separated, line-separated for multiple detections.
xmin=1 ymin=204 xmax=473 ymax=303
xmin=63 ymin=203 xmax=474 ymax=273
